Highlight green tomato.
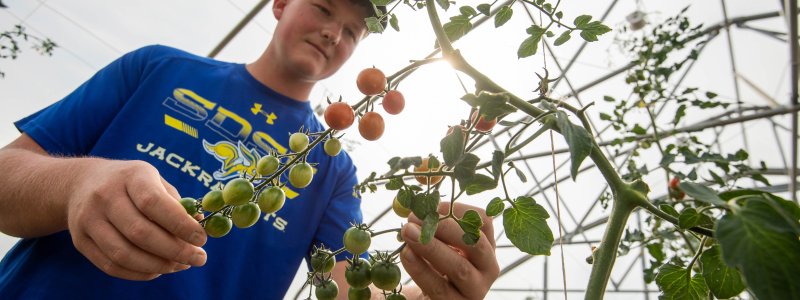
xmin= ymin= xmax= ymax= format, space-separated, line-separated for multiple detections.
xmin=392 ymin=196 xmax=411 ymax=218
xmin=289 ymin=132 xmax=309 ymax=153
xmin=347 ymin=287 xmax=371 ymax=300
xmin=324 ymin=138 xmax=342 ymax=156
xmin=345 ymin=258 xmax=372 ymax=289
xmin=204 ymin=214 xmax=232 ymax=238
xmin=178 ymin=197 xmax=198 ymax=215
xmin=256 ymin=155 xmax=280 ymax=176
xmin=222 ymin=178 xmax=254 ymax=206
xmin=257 ymin=186 xmax=285 ymax=214
xmin=231 ymin=202 xmax=261 ymax=228
xmin=201 ymin=190 xmax=225 ymax=212
xmin=310 ymin=250 xmax=335 ymax=273
xmin=314 ymin=278 xmax=338 ymax=300
xmin=288 ymin=162 xmax=313 ymax=188
xmin=386 ymin=293 xmax=407 ymax=300
xmin=371 ymin=260 xmax=401 ymax=291
xmin=343 ymin=227 xmax=371 ymax=255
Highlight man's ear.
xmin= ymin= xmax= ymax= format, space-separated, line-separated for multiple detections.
xmin=273 ymin=0 xmax=288 ymax=19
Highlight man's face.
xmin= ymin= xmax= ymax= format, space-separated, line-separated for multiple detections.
xmin=271 ymin=0 xmax=369 ymax=82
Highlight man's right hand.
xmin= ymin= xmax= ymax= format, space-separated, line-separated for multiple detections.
xmin=66 ymin=159 xmax=208 ymax=280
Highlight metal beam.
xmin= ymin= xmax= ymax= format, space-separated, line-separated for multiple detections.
xmin=208 ymin=0 xmax=271 ymax=58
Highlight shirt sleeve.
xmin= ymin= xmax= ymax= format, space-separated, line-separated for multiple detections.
xmin=310 ymin=153 xmax=367 ymax=263
xmin=14 ymin=45 xmax=162 ymax=155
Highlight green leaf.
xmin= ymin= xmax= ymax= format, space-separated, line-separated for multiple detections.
xmin=386 ymin=177 xmax=404 ymax=190
xmin=553 ymin=30 xmax=571 ymax=46
xmin=555 ymin=11 xmax=563 ymax=19
xmin=454 ymin=153 xmax=479 ymax=184
xmin=436 ymin=0 xmax=450 ymax=10
xmin=476 ymin=91 xmax=516 ymax=120
xmin=678 ymin=208 xmax=705 ymax=230
xmin=396 ymin=189 xmax=412 ymax=208
xmin=491 ymin=150 xmax=504 ymax=180
xmin=389 ymin=14 xmax=399 ymax=31
xmin=494 ymin=6 xmax=513 ymax=28
xmin=440 ymin=126 xmax=465 ymax=167
xmin=632 ymin=124 xmax=647 ymax=135
xmin=513 ymin=165 xmax=527 ymax=182
xmin=503 ymin=196 xmax=553 ymax=255
xmin=679 ymin=182 xmax=727 ymax=207
xmin=573 ymin=15 xmax=592 ymax=27
xmin=659 ymin=204 xmax=680 ymax=218
xmin=555 ymin=111 xmax=593 ymax=180
xmin=458 ymin=210 xmax=483 ymax=245
xmin=705 ymin=91 xmax=718 ymax=99
xmin=655 ymin=264 xmax=709 ymax=300
xmin=518 ymin=25 xmax=545 ymax=58
xmin=476 ymin=3 xmax=491 ymax=16
xmin=420 ymin=214 xmax=440 ymax=244
xmin=673 ymin=104 xmax=687 ymax=125
xmin=464 ymin=174 xmax=498 ymax=195
xmin=700 ymin=245 xmax=746 ymax=299
xmin=365 ymin=17 xmax=384 ymax=33
xmin=439 ymin=17 xmax=472 ymax=46
xmin=578 ymin=20 xmax=611 ymax=41
xmin=459 ymin=5 xmax=477 ymax=17
xmin=647 ymin=243 xmax=666 ymax=262
xmin=370 ymin=0 xmax=392 ymax=5
xmin=716 ymin=196 xmax=800 ymax=300
xmin=410 ymin=191 xmax=440 ymax=220
xmin=486 ymin=197 xmax=505 ymax=217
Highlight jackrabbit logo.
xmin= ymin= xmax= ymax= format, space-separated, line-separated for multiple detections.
xmin=202 ymin=139 xmax=261 ymax=181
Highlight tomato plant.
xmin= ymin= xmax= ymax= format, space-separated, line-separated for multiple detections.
xmin=222 ymin=178 xmax=254 ymax=206
xmin=470 ymin=110 xmax=497 ymax=133
xmin=201 ymin=190 xmax=225 ymax=212
xmin=356 ymin=67 xmax=386 ymax=96
xmin=392 ymin=196 xmax=411 ymax=218
xmin=414 ymin=156 xmax=443 ymax=185
xmin=231 ymin=202 xmax=260 ymax=228
xmin=347 ymin=287 xmax=371 ymax=300
xmin=370 ymin=258 xmax=401 ymax=291
xmin=345 ymin=258 xmax=372 ymax=289
xmin=323 ymin=138 xmax=341 ymax=156
xmin=313 ymin=277 xmax=338 ymax=300
xmin=324 ymin=102 xmax=355 ymax=130
xmin=204 ymin=214 xmax=232 ymax=238
xmin=358 ymin=111 xmax=385 ymax=141
xmin=179 ymin=197 xmax=198 ymax=216
xmin=289 ymin=132 xmax=309 ymax=153
xmin=256 ymin=155 xmax=280 ymax=176
xmin=310 ymin=248 xmax=336 ymax=273
xmin=343 ymin=225 xmax=372 ymax=254
xmin=382 ymin=90 xmax=405 ymax=115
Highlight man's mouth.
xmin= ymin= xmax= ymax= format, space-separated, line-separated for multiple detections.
xmin=306 ymin=42 xmax=328 ymax=60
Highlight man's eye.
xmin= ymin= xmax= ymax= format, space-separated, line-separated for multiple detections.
xmin=315 ymin=5 xmax=331 ymax=15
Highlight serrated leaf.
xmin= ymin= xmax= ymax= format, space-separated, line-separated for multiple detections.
xmin=700 ymin=245 xmax=746 ymax=299
xmin=454 ymin=153 xmax=479 ymax=183
xmin=555 ymin=111 xmax=593 ymax=180
xmin=389 ymin=14 xmax=399 ymax=31
xmin=420 ymin=214 xmax=440 ymax=244
xmin=477 ymin=3 xmax=491 ymax=15
xmin=440 ymin=127 xmax=465 ymax=167
xmin=459 ymin=5 xmax=477 ymax=16
xmin=655 ymin=264 xmax=709 ymax=300
xmin=458 ymin=210 xmax=483 ymax=245
xmin=553 ymin=30 xmax=571 ymax=46
xmin=436 ymin=0 xmax=449 ymax=10
xmin=678 ymin=208 xmax=703 ymax=230
xmin=716 ymin=196 xmax=800 ymax=300
xmin=386 ymin=177 xmax=404 ymax=190
xmin=679 ymin=182 xmax=727 ymax=207
xmin=410 ymin=191 xmax=440 ymax=220
xmin=503 ymin=196 xmax=553 ymax=255
xmin=464 ymin=174 xmax=497 ymax=195
xmin=573 ymin=15 xmax=592 ymax=27
xmin=486 ymin=197 xmax=505 ymax=217
xmin=495 ymin=6 xmax=513 ymax=28
xmin=365 ymin=17 xmax=384 ymax=33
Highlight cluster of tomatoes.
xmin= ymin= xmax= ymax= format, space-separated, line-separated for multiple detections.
xmin=308 ymin=224 xmax=405 ymax=300
xmin=324 ymin=67 xmax=406 ymax=141
xmin=178 ymin=130 xmax=343 ymax=238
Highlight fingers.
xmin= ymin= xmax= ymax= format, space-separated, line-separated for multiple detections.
xmin=110 ymin=186 xmax=207 ymax=267
xmin=86 ymin=219 xmax=190 ymax=275
xmin=402 ymin=223 xmax=484 ymax=299
xmin=399 ymin=244 xmax=456 ymax=300
xmin=126 ymin=168 xmax=207 ymax=248
xmin=72 ymin=232 xmax=161 ymax=281
xmin=420 ymin=216 xmax=498 ymax=272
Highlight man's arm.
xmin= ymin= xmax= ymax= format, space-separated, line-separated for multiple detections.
xmin=0 ymin=133 xmax=208 ymax=280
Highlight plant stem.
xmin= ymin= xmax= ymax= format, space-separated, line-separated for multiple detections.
xmin=686 ymin=236 xmax=707 ymax=275
xmin=371 ymin=228 xmax=401 ymax=237
xmin=584 ymin=195 xmax=636 ymax=299
xmin=637 ymin=198 xmax=714 ymax=237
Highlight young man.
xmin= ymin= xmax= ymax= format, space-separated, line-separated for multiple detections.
xmin=0 ymin=0 xmax=499 ymax=298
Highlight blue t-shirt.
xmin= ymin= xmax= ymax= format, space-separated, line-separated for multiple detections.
xmin=0 ymin=45 xmax=363 ymax=299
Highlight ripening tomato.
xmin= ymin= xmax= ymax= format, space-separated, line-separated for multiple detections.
xmin=356 ymin=67 xmax=387 ymax=95
xmin=358 ymin=112 xmax=385 ymax=141
xmin=669 ymin=177 xmax=680 ymax=189
xmin=223 ymin=178 xmax=255 ymax=206
xmin=289 ymin=132 xmax=309 ymax=153
xmin=324 ymin=102 xmax=355 ymax=131
xmin=343 ymin=227 xmax=371 ymax=254
xmin=471 ymin=110 xmax=498 ymax=133
xmin=256 ymin=155 xmax=280 ymax=176
xmin=382 ymin=90 xmax=405 ymax=115
xmin=392 ymin=196 xmax=411 ymax=218
xmin=324 ymin=138 xmax=342 ymax=156
xmin=289 ymin=162 xmax=313 ymax=188
xmin=257 ymin=186 xmax=285 ymax=214
xmin=414 ymin=156 xmax=443 ymax=185
xmin=447 ymin=124 xmax=468 ymax=141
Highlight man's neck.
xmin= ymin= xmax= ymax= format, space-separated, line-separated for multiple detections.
xmin=245 ymin=55 xmax=314 ymax=102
